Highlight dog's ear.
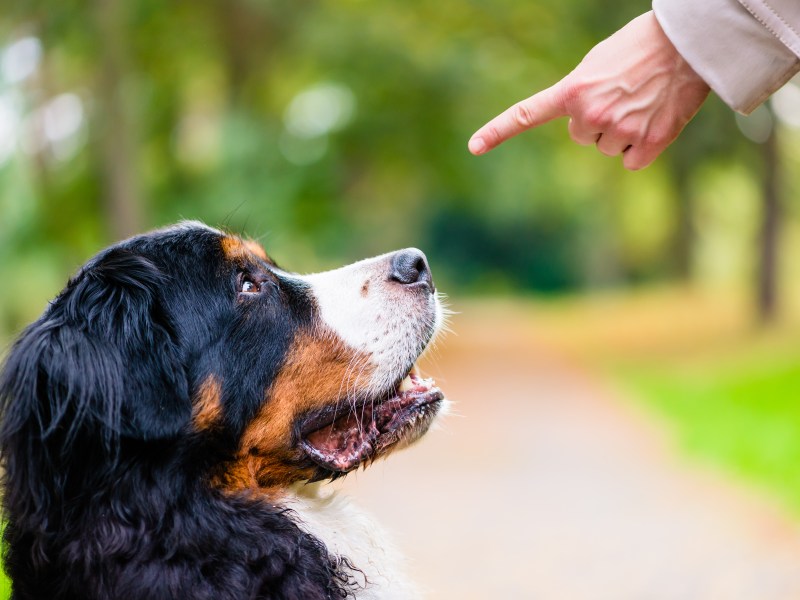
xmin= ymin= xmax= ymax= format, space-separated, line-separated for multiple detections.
xmin=1 ymin=248 xmax=190 ymax=446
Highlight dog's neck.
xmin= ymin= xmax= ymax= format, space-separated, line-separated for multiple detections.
xmin=284 ymin=482 xmax=421 ymax=600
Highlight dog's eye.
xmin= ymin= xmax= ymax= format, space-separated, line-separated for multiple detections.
xmin=240 ymin=278 xmax=261 ymax=294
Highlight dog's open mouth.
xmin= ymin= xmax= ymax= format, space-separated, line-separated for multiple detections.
xmin=299 ymin=367 xmax=443 ymax=473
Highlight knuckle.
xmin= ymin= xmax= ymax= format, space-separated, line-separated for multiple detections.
xmin=562 ymin=79 xmax=587 ymax=106
xmin=614 ymin=123 xmax=640 ymax=142
xmin=512 ymin=103 xmax=535 ymax=128
xmin=642 ymin=135 xmax=664 ymax=150
xmin=583 ymin=107 xmax=610 ymax=130
xmin=487 ymin=126 xmax=503 ymax=145
xmin=643 ymin=127 xmax=673 ymax=149
xmin=567 ymin=120 xmax=594 ymax=146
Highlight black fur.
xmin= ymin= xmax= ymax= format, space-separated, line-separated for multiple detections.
xmin=0 ymin=224 xmax=358 ymax=600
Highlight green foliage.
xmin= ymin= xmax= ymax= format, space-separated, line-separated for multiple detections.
xmin=3 ymin=0 xmax=784 ymax=339
xmin=618 ymin=344 xmax=800 ymax=515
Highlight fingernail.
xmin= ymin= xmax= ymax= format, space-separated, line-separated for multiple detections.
xmin=468 ymin=137 xmax=486 ymax=155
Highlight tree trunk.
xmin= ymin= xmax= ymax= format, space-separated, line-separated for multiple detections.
xmin=671 ymin=160 xmax=694 ymax=281
xmin=94 ymin=0 xmax=142 ymax=241
xmin=757 ymin=125 xmax=781 ymax=324
xmin=213 ymin=0 xmax=265 ymax=107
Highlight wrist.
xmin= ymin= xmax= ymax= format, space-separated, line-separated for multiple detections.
xmin=644 ymin=11 xmax=709 ymax=91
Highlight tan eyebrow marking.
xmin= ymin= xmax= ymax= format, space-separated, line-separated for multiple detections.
xmin=220 ymin=236 xmax=272 ymax=264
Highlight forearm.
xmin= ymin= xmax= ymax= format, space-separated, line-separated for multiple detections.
xmin=652 ymin=0 xmax=800 ymax=114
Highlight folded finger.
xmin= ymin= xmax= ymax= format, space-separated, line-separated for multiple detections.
xmin=596 ymin=132 xmax=631 ymax=157
xmin=567 ymin=118 xmax=600 ymax=146
xmin=621 ymin=145 xmax=659 ymax=171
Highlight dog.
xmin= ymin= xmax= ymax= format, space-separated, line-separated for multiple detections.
xmin=0 ymin=221 xmax=447 ymax=600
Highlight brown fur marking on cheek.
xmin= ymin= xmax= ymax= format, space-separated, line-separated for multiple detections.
xmin=193 ymin=375 xmax=223 ymax=431
xmin=214 ymin=332 xmax=374 ymax=492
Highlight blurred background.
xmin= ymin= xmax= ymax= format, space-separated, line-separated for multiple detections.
xmin=2 ymin=0 xmax=800 ymax=598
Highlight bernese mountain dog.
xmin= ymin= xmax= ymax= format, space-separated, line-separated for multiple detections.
xmin=0 ymin=221 xmax=447 ymax=600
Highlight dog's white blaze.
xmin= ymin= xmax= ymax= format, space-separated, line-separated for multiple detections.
xmin=300 ymin=252 xmax=392 ymax=351
xmin=296 ymin=251 xmax=441 ymax=393
xmin=286 ymin=253 xmax=445 ymax=596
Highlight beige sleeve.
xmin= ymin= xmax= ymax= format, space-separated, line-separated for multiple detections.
xmin=652 ymin=0 xmax=800 ymax=114
xmin=738 ymin=0 xmax=800 ymax=57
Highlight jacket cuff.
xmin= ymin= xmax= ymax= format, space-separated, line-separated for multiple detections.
xmin=652 ymin=0 xmax=800 ymax=113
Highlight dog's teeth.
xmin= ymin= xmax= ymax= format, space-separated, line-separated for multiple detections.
xmin=399 ymin=375 xmax=414 ymax=392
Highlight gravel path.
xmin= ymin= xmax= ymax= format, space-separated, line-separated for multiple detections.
xmin=337 ymin=303 xmax=800 ymax=599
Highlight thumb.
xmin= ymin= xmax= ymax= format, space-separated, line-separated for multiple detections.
xmin=468 ymin=83 xmax=566 ymax=155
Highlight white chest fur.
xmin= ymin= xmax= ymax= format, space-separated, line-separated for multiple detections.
xmin=285 ymin=483 xmax=421 ymax=599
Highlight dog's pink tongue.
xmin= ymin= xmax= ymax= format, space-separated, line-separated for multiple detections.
xmin=302 ymin=376 xmax=441 ymax=473
xmin=303 ymin=407 xmax=378 ymax=472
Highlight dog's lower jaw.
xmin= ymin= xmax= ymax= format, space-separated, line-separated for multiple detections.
xmin=286 ymin=482 xmax=422 ymax=600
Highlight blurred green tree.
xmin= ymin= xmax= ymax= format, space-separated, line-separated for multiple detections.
xmin=0 ymin=0 xmax=797 ymax=340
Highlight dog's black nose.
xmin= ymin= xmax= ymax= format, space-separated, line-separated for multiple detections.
xmin=389 ymin=248 xmax=433 ymax=290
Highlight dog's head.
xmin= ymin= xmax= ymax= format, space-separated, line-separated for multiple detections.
xmin=1 ymin=221 xmax=446 ymax=497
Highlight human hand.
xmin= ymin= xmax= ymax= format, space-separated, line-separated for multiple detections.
xmin=468 ymin=11 xmax=711 ymax=170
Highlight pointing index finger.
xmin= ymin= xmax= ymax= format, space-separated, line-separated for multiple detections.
xmin=468 ymin=84 xmax=566 ymax=155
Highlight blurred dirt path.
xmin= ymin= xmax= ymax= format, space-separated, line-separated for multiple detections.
xmin=337 ymin=301 xmax=800 ymax=600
